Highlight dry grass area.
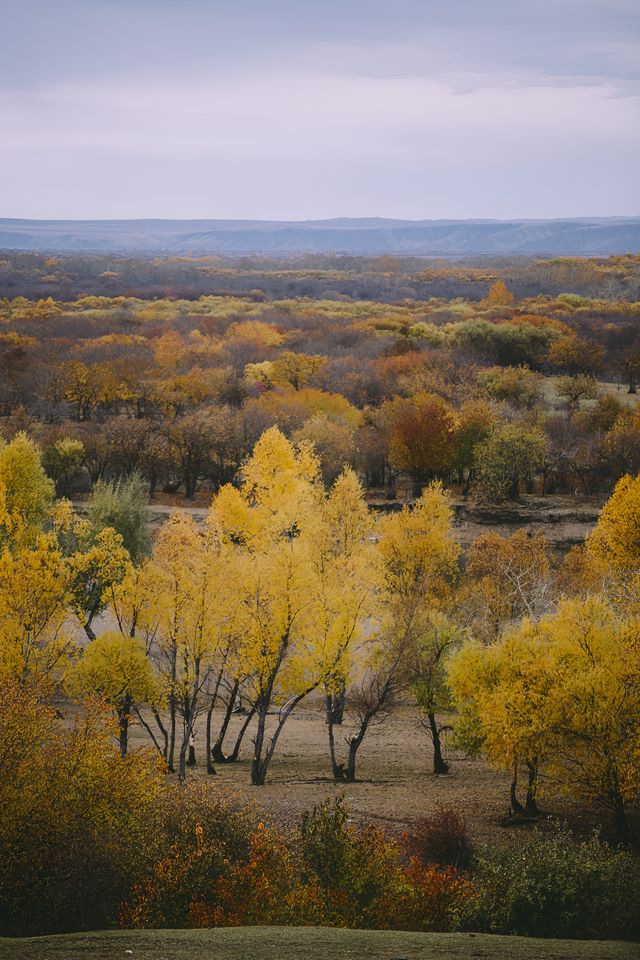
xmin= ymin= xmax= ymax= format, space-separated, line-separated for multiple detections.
xmin=541 ymin=376 xmax=639 ymax=411
xmin=130 ymin=700 xmax=594 ymax=846
xmin=2 ymin=928 xmax=637 ymax=960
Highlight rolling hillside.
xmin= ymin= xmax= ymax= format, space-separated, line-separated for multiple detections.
xmin=1 ymin=216 xmax=639 ymax=255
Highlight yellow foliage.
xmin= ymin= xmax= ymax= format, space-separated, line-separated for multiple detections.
xmin=587 ymin=473 xmax=640 ymax=615
xmin=304 ymin=468 xmax=373 ymax=691
xmin=217 ymin=426 xmax=321 ymax=548
xmin=588 ymin=473 xmax=640 ymax=572
xmin=448 ymin=596 xmax=640 ymax=832
xmin=377 ymin=482 xmax=460 ymax=610
xmin=0 ymin=536 xmax=71 ymax=681
xmin=482 ymin=279 xmax=514 ymax=307
xmin=67 ymin=526 xmax=131 ymax=629
xmin=109 ymin=561 xmax=167 ymax=646
xmin=227 ymin=319 xmax=284 ymax=348
xmin=68 ymin=630 xmax=160 ymax=720
xmin=0 ymin=432 xmax=55 ymax=546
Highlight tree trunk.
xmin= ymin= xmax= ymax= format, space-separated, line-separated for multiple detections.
xmin=178 ymin=738 xmax=188 ymax=781
xmin=346 ymin=731 xmax=364 ymax=782
xmin=178 ymin=715 xmax=196 ymax=781
xmin=524 ymin=761 xmax=539 ymax=816
xmin=613 ymin=793 xmax=630 ymax=846
xmin=167 ymin=694 xmax=176 ymax=773
xmin=135 ymin=706 xmax=168 ymax=763
xmin=206 ymin=693 xmax=217 ymax=775
xmin=252 ymin=688 xmax=313 ymax=785
xmin=251 ymin=702 xmax=269 ymax=785
xmin=341 ymin=676 xmax=394 ymax=783
xmin=178 ymin=706 xmax=192 ymax=781
xmin=167 ymin=643 xmax=177 ymax=773
xmin=82 ymin=594 xmax=104 ymax=642
xmin=510 ymin=764 xmax=526 ymax=816
xmin=427 ymin=711 xmax=449 ymax=774
xmin=345 ymin=711 xmax=376 ymax=783
xmin=205 ymin=669 xmax=227 ymax=775
xmin=227 ymin=705 xmax=256 ymax=762
xmin=212 ymin=680 xmax=239 ymax=763
xmin=328 ymin=718 xmax=346 ymax=780
xmin=118 ymin=700 xmax=130 ymax=757
xmin=325 ymin=687 xmax=345 ymax=726
xmin=178 ymin=681 xmax=199 ymax=780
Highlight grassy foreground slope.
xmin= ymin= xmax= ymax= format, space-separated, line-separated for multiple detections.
xmin=1 ymin=928 xmax=637 ymax=960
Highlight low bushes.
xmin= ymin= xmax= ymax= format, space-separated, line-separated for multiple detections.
xmin=0 ymin=679 xmax=261 ymax=937
xmin=1 ymin=681 xmax=638 ymax=940
xmin=403 ymin=805 xmax=475 ymax=871
xmin=121 ymin=821 xmax=299 ymax=929
xmin=123 ymin=798 xmax=472 ymax=932
xmin=121 ymin=798 xmax=640 ymax=941
xmin=460 ymin=829 xmax=640 ymax=941
xmin=0 ymin=679 xmax=166 ymax=936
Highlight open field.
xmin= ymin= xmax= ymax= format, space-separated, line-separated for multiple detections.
xmin=1 ymin=928 xmax=637 ymax=960
xmin=126 ymin=700 xmax=600 ymax=846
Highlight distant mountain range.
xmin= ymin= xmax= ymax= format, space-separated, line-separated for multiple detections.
xmin=1 ymin=217 xmax=639 ymax=256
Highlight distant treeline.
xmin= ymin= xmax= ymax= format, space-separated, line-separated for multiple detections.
xmin=1 ymin=252 xmax=639 ymax=302
xmin=1 ymin=274 xmax=639 ymax=502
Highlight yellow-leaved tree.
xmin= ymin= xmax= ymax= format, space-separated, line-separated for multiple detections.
xmin=133 ymin=512 xmax=229 ymax=779
xmin=0 ymin=433 xmax=55 ymax=549
xmin=448 ymin=596 xmax=640 ymax=841
xmin=447 ymin=622 xmax=557 ymax=817
xmin=0 ymin=437 xmax=132 ymax=689
xmin=52 ymin=497 xmax=133 ymax=642
xmin=307 ymin=467 xmax=373 ymax=780
xmin=587 ymin=472 xmax=640 ymax=614
xmin=328 ymin=482 xmax=460 ymax=783
xmin=0 ymin=432 xmax=69 ymax=684
xmin=211 ymin=427 xmax=321 ymax=785
xmin=542 ymin=598 xmax=640 ymax=844
xmin=210 ymin=427 xmax=374 ymax=785
xmin=67 ymin=630 xmax=160 ymax=756
xmin=0 ymin=535 xmax=71 ymax=682
xmin=371 ymin=482 xmax=461 ymax=778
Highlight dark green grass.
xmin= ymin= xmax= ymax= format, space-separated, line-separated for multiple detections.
xmin=1 ymin=928 xmax=637 ymax=960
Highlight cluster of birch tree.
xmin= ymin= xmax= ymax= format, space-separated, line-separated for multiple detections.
xmin=0 ymin=426 xmax=638 ymax=840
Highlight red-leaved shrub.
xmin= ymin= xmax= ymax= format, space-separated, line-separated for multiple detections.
xmin=403 ymin=806 xmax=474 ymax=871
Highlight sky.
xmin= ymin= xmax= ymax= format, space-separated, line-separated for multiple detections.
xmin=0 ymin=0 xmax=639 ymax=221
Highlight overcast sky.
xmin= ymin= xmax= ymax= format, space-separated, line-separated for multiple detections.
xmin=0 ymin=0 xmax=638 ymax=220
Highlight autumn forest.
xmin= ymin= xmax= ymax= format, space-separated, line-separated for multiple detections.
xmin=1 ymin=253 xmax=640 ymax=944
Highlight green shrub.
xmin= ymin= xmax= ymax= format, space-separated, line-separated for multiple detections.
xmin=298 ymin=796 xmax=403 ymax=927
xmin=462 ymin=828 xmax=640 ymax=940
xmin=89 ymin=470 xmax=151 ymax=561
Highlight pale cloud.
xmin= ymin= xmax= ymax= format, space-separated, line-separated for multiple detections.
xmin=0 ymin=0 xmax=638 ymax=218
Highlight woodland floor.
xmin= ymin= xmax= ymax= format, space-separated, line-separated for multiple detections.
xmin=127 ymin=700 xmax=607 ymax=846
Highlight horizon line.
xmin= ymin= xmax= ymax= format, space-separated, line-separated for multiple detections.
xmin=2 ymin=215 xmax=639 ymax=225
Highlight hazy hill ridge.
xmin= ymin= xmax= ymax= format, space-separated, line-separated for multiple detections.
xmin=1 ymin=216 xmax=639 ymax=255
